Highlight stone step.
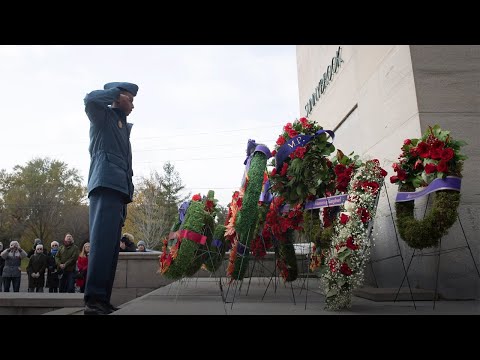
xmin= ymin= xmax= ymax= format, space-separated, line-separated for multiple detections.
xmin=0 ymin=293 xmax=84 ymax=315
xmin=353 ymin=287 xmax=439 ymax=302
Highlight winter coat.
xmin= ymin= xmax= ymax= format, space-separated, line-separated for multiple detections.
xmin=1 ymin=248 xmax=28 ymax=278
xmin=27 ymin=252 xmax=47 ymax=288
xmin=75 ymin=255 xmax=88 ymax=289
xmin=55 ymin=244 xmax=79 ymax=272
xmin=46 ymin=252 xmax=60 ymax=288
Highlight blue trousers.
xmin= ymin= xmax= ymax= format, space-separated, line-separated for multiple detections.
xmin=3 ymin=276 xmax=21 ymax=292
xmin=85 ymin=187 xmax=126 ymax=304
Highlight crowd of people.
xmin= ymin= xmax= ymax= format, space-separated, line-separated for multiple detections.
xmin=0 ymin=233 xmax=150 ymax=293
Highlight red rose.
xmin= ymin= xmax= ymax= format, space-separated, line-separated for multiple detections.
xmin=340 ymin=213 xmax=350 ymax=225
xmin=417 ymin=142 xmax=430 ymax=158
xmin=270 ymin=168 xmax=277 ymax=176
xmin=396 ymin=169 xmax=407 ymax=181
xmin=280 ymin=162 xmax=289 ymax=176
xmin=340 ymin=263 xmax=353 ymax=276
xmin=441 ymin=148 xmax=454 ymax=161
xmin=287 ymin=129 xmax=299 ymax=138
xmin=390 ymin=175 xmax=399 ymax=183
xmin=380 ymin=168 xmax=388 ymax=177
xmin=276 ymin=136 xmax=286 ymax=146
xmin=346 ymin=236 xmax=359 ymax=250
xmin=192 ymin=194 xmax=202 ymax=201
xmin=404 ymin=139 xmax=412 ymax=145
xmin=437 ymin=160 xmax=448 ymax=173
xmin=271 ymin=150 xmax=277 ymax=157
xmin=424 ymin=163 xmax=437 ymax=174
xmin=334 ymin=164 xmax=346 ymax=175
xmin=414 ymin=159 xmax=424 ymax=171
xmin=430 ymin=147 xmax=443 ymax=160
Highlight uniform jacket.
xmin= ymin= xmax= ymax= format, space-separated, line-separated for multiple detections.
xmin=84 ymin=87 xmax=134 ymax=203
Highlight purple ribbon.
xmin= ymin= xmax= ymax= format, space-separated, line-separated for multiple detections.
xmin=395 ymin=176 xmax=462 ymax=202
xmin=241 ymin=139 xmax=272 ymax=190
xmin=178 ymin=201 xmax=190 ymax=224
xmin=211 ymin=239 xmax=223 ymax=248
xmin=275 ymin=129 xmax=335 ymax=171
xmin=280 ymin=194 xmax=348 ymax=213
xmin=259 ymin=179 xmax=273 ymax=204
xmin=236 ymin=242 xmax=248 ymax=256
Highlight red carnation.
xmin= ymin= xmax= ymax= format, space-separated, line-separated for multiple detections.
xmin=280 ymin=162 xmax=289 ymax=177
xmin=192 ymin=194 xmax=202 ymax=201
xmin=390 ymin=175 xmax=399 ymax=183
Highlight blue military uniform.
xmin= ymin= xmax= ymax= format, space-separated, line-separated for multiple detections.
xmin=83 ymin=82 xmax=138 ymax=309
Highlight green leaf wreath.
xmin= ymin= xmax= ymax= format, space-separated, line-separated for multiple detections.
xmin=390 ymin=125 xmax=467 ymax=249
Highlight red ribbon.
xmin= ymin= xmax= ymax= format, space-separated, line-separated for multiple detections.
xmin=168 ymin=230 xmax=207 ymax=245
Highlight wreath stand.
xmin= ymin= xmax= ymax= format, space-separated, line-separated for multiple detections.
xmin=365 ymin=181 xmax=418 ymax=309
xmin=224 ymin=233 xmax=316 ymax=308
xmin=162 ymin=234 xmax=232 ymax=315
xmin=391 ymin=193 xmax=480 ymax=310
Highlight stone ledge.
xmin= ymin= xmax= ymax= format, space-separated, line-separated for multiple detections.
xmin=0 ymin=293 xmax=84 ymax=308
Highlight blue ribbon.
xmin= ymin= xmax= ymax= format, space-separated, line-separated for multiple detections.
xmin=280 ymin=194 xmax=348 ymax=213
xmin=395 ymin=176 xmax=461 ymax=202
xmin=275 ymin=129 xmax=335 ymax=171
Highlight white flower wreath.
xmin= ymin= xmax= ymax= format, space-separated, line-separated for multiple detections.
xmin=319 ymin=159 xmax=387 ymax=311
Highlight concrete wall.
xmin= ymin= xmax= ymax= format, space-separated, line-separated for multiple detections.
xmin=110 ymin=251 xmax=311 ymax=306
xmin=296 ymin=45 xmax=480 ymax=299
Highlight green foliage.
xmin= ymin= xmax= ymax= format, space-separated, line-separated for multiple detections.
xmin=203 ymin=224 xmax=226 ymax=273
xmin=396 ymin=186 xmax=460 ymax=249
xmin=162 ymin=200 xmax=205 ymax=279
xmin=230 ymin=152 xmax=268 ymax=280
xmin=0 ymin=157 xmax=86 ymax=246
xmin=277 ymin=232 xmax=298 ymax=282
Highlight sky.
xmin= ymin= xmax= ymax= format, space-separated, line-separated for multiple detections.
xmin=0 ymin=45 xmax=300 ymax=207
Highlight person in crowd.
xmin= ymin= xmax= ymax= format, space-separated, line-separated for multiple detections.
xmin=0 ymin=242 xmax=4 ymax=292
xmin=27 ymin=238 xmax=47 ymax=257
xmin=75 ymin=242 xmax=90 ymax=293
xmin=46 ymin=241 xmax=60 ymax=293
xmin=83 ymin=81 xmax=138 ymax=315
xmin=27 ymin=238 xmax=48 ymax=291
xmin=120 ymin=233 xmax=137 ymax=252
xmin=26 ymin=244 xmax=48 ymax=292
xmin=0 ymin=241 xmax=28 ymax=292
xmin=55 ymin=233 xmax=79 ymax=293
xmin=136 ymin=240 xmax=149 ymax=252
